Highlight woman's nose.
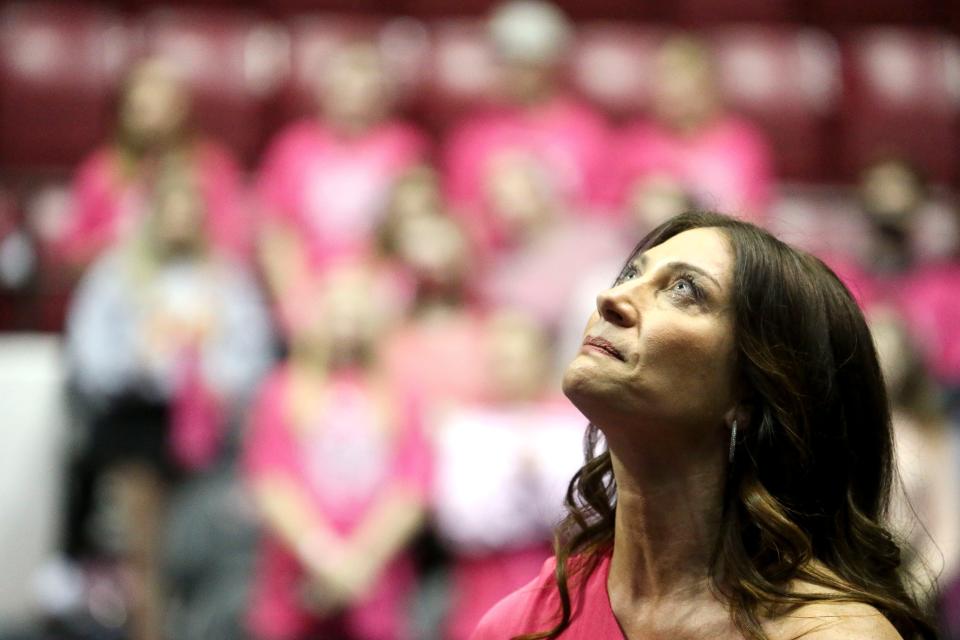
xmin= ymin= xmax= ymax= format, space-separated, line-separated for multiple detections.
xmin=597 ymin=286 xmax=638 ymax=327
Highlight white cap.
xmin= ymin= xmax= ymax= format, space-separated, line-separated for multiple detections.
xmin=489 ymin=0 xmax=572 ymax=64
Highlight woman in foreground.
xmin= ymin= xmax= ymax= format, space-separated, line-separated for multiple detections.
xmin=471 ymin=212 xmax=937 ymax=639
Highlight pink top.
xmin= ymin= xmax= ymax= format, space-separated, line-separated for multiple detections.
xmin=617 ymin=116 xmax=774 ymax=223
xmin=443 ymin=97 xmax=614 ymax=253
xmin=58 ymin=141 xmax=251 ymax=265
xmin=434 ymin=397 xmax=587 ymax=640
xmin=243 ymin=366 xmax=431 ymax=640
xmin=470 ymin=550 xmax=624 ymax=639
xmin=824 ymin=254 xmax=960 ymax=386
xmin=896 ymin=262 xmax=960 ymax=386
xmin=256 ymin=119 xmax=428 ymax=270
xmin=382 ymin=310 xmax=489 ymax=407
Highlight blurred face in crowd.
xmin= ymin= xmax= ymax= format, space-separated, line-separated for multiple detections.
xmin=860 ymin=158 xmax=925 ymax=228
xmin=485 ymin=151 xmax=556 ymax=239
xmin=868 ymin=306 xmax=915 ymax=402
xmin=627 ymin=175 xmax=696 ymax=233
xmin=299 ymin=266 xmax=387 ymax=368
xmin=389 ymin=165 xmax=444 ymax=222
xmin=120 ymin=58 xmax=190 ymax=149
xmin=497 ymin=58 xmax=557 ymax=105
xmin=149 ymin=173 xmax=206 ymax=257
xmin=651 ymin=37 xmax=720 ymax=133
xmin=394 ymin=213 xmax=470 ymax=293
xmin=563 ymin=227 xmax=738 ymax=441
xmin=489 ymin=0 xmax=571 ymax=105
xmin=485 ymin=311 xmax=552 ymax=402
xmin=320 ymin=42 xmax=392 ymax=135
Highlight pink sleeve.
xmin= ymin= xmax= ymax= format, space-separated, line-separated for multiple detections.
xmin=568 ymin=105 xmax=617 ymax=213
xmin=391 ymin=391 xmax=433 ymax=502
xmin=731 ymin=121 xmax=775 ymax=219
xmin=394 ymin=393 xmax=433 ymax=503
xmin=58 ymin=149 xmax=121 ymax=264
xmin=242 ymin=370 xmax=298 ymax=481
xmin=443 ymin=118 xmax=486 ymax=210
xmin=442 ymin=120 xmax=516 ymax=257
xmin=393 ymin=122 xmax=430 ymax=170
xmin=898 ymin=267 xmax=960 ymax=384
xmin=196 ymin=142 xmax=252 ymax=261
xmin=470 ymin=556 xmax=559 ymax=640
xmin=255 ymin=124 xmax=311 ymax=225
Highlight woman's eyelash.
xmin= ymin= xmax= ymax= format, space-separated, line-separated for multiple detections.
xmin=671 ymin=272 xmax=705 ymax=301
xmin=617 ymin=263 xmax=639 ymax=283
xmin=615 ymin=265 xmax=705 ymax=302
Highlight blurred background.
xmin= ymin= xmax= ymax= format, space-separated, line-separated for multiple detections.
xmin=1 ymin=0 xmax=960 ymax=639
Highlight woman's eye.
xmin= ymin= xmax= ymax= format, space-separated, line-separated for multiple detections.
xmin=670 ymin=276 xmax=702 ymax=301
xmin=616 ymin=264 xmax=639 ymax=284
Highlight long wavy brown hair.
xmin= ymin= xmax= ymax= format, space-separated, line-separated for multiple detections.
xmin=517 ymin=212 xmax=938 ymax=640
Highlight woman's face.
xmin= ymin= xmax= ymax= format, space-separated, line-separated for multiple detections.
xmin=562 ymin=227 xmax=739 ymax=439
xmin=484 ymin=312 xmax=551 ymax=403
xmin=394 ymin=213 xmax=468 ymax=288
xmin=297 ymin=266 xmax=389 ymax=367
xmin=320 ymin=44 xmax=390 ymax=133
xmin=860 ymin=160 xmax=923 ymax=225
xmin=120 ymin=60 xmax=189 ymax=146
xmin=650 ymin=43 xmax=718 ymax=132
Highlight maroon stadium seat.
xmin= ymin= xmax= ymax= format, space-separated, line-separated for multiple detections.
xmin=706 ymin=26 xmax=842 ymax=181
xmin=768 ymin=185 xmax=865 ymax=259
xmin=406 ymin=0 xmax=649 ymax=21
xmin=139 ymin=7 xmax=288 ymax=167
xmin=570 ymin=24 xmax=667 ymax=120
xmin=806 ymin=0 xmax=942 ymax=27
xmin=838 ymin=29 xmax=960 ymax=183
xmin=0 ymin=3 xmax=130 ymax=171
xmin=665 ymin=0 xmax=800 ymax=25
xmin=264 ymin=0 xmax=402 ymax=18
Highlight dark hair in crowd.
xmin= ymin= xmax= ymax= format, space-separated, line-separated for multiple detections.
xmin=517 ymin=211 xmax=938 ymax=640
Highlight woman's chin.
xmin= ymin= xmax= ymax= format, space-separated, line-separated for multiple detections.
xmin=562 ymin=356 xmax=611 ymax=411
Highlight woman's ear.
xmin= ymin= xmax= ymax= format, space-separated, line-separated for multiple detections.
xmin=723 ymin=404 xmax=752 ymax=431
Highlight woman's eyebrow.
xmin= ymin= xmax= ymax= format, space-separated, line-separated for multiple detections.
xmin=632 ymin=254 xmax=722 ymax=289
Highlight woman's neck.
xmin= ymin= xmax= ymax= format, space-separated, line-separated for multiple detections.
xmin=607 ymin=438 xmax=726 ymax=604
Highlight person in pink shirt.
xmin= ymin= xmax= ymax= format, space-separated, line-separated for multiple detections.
xmin=823 ymin=157 xmax=960 ymax=392
xmin=434 ymin=311 xmax=584 ymax=640
xmin=57 ymin=57 xmax=250 ymax=269
xmin=64 ymin=166 xmax=272 ymax=640
xmin=256 ymin=41 xmax=428 ymax=335
xmin=472 ymin=212 xmax=934 ymax=639
xmin=378 ymin=168 xmax=490 ymax=407
xmin=442 ymin=1 xmax=613 ymax=257
xmin=617 ymin=36 xmax=774 ymax=224
xmin=868 ymin=306 xmax=960 ymax=605
xmin=244 ymin=264 xmax=430 ymax=640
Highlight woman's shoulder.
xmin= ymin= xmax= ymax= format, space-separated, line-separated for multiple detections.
xmin=766 ymin=596 xmax=903 ymax=640
xmin=471 ymin=550 xmax=616 ymax=640
xmin=470 ymin=556 xmax=562 ymax=639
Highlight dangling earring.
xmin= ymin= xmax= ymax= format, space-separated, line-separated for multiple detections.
xmin=728 ymin=419 xmax=738 ymax=463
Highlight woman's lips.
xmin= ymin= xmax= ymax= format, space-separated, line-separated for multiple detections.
xmin=583 ymin=336 xmax=625 ymax=361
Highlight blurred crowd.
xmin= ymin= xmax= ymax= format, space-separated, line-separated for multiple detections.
xmin=1 ymin=1 xmax=960 ymax=639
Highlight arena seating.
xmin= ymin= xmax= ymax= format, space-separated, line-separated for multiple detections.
xmin=667 ymin=0 xmax=800 ymax=25
xmin=138 ymin=6 xmax=288 ymax=166
xmin=0 ymin=3 xmax=129 ymax=172
xmin=706 ymin=25 xmax=841 ymax=181
xmin=1 ymin=1 xmax=958 ymax=333
xmin=838 ymin=28 xmax=960 ymax=183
